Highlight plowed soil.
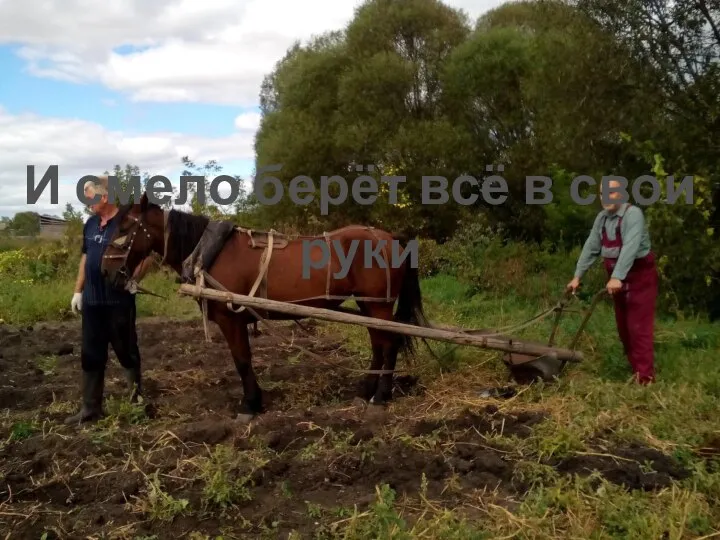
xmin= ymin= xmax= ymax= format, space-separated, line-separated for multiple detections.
xmin=0 ymin=318 xmax=692 ymax=538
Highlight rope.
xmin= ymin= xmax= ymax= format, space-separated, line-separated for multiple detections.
xmin=420 ymin=288 xmax=606 ymax=368
xmin=429 ymin=301 xmax=563 ymax=338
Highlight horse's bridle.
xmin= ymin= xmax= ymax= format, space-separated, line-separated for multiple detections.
xmin=103 ymin=209 xmax=170 ymax=297
xmin=103 ymin=213 xmax=152 ymax=286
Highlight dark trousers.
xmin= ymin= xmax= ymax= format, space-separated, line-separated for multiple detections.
xmin=81 ymin=302 xmax=141 ymax=373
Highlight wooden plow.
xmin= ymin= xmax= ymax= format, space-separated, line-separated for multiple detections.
xmin=178 ymin=283 xmax=605 ymax=383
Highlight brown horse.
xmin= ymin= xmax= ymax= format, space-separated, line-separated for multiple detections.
xmin=100 ymin=192 xmax=428 ymax=422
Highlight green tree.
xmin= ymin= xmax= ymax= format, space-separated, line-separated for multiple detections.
xmin=570 ymin=0 xmax=720 ymax=316
xmin=255 ymin=32 xmax=351 ymax=232
xmin=442 ymin=0 xmax=660 ymax=244
xmin=180 ymin=156 xmax=247 ymax=219
xmin=8 ymin=212 xmax=40 ymax=236
xmin=254 ymin=0 xmax=472 ymax=237
xmin=573 ymin=0 xmax=720 ymax=175
xmin=62 ymin=203 xmax=84 ymax=238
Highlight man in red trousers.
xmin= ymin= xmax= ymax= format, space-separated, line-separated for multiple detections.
xmin=567 ymin=179 xmax=658 ymax=384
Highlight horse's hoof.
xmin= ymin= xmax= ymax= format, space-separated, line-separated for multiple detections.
xmin=352 ymin=397 xmax=367 ymax=408
xmin=236 ymin=413 xmax=256 ymax=424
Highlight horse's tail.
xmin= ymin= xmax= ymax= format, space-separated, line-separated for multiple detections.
xmin=392 ymin=235 xmax=428 ymax=356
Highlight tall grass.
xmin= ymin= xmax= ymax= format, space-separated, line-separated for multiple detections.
xmin=0 ymin=234 xmax=197 ymax=324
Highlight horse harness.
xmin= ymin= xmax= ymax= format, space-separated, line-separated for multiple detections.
xmin=186 ymin=224 xmax=396 ymax=310
xmin=102 ymin=209 xmax=170 ymax=297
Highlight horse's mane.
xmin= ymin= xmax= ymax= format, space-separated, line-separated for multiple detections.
xmin=165 ymin=208 xmax=210 ymax=265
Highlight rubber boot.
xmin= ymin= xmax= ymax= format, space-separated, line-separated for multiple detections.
xmin=64 ymin=370 xmax=105 ymax=424
xmin=124 ymin=367 xmax=142 ymax=403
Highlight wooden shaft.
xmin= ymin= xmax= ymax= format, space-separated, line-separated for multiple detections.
xmin=178 ymin=284 xmax=584 ymax=362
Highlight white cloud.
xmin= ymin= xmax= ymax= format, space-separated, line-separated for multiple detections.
xmin=234 ymin=111 xmax=261 ymax=131
xmin=0 ymin=105 xmax=257 ymax=217
xmin=0 ymin=0 xmax=504 ymax=107
xmin=0 ymin=0 xmax=506 ymax=217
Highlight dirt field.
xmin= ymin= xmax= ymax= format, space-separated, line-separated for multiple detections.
xmin=0 ymin=317 xmax=699 ymax=538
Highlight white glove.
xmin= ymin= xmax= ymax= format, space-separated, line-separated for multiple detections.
xmin=71 ymin=292 xmax=82 ymax=313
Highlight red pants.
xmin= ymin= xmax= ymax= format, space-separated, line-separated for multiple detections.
xmin=604 ymin=254 xmax=658 ymax=384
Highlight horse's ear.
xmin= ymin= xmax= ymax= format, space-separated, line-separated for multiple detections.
xmin=140 ymin=191 xmax=149 ymax=212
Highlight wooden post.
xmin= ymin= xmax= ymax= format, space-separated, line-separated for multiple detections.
xmin=178 ymin=284 xmax=584 ymax=362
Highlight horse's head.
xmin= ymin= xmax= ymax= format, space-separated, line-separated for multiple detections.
xmin=102 ymin=192 xmax=166 ymax=290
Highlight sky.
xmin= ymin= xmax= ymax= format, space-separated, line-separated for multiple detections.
xmin=0 ymin=0 xmax=505 ymax=219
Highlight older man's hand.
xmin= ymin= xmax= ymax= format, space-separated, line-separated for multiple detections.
xmin=566 ymin=277 xmax=580 ymax=293
xmin=606 ymin=278 xmax=623 ymax=294
xmin=71 ymin=292 xmax=82 ymax=313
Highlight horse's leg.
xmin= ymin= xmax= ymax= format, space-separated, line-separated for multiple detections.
xmin=215 ymin=314 xmax=264 ymax=423
xmin=378 ymin=327 xmax=403 ymax=404
xmin=250 ymin=321 xmax=260 ymax=337
xmin=354 ymin=302 xmax=384 ymax=402
xmin=357 ymin=302 xmax=397 ymax=407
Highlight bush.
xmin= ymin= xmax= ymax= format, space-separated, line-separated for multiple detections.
xmin=0 ymin=233 xmax=80 ymax=285
xmin=416 ymin=239 xmax=446 ymax=278
xmin=424 ymin=221 xmax=607 ymax=307
xmin=644 ymin=168 xmax=719 ymax=317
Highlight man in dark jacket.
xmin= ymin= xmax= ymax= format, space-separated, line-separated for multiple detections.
xmin=66 ymin=175 xmax=153 ymax=424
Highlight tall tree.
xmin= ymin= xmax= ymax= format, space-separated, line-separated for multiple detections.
xmin=254 ymin=0 xmax=472 ymax=237
xmin=572 ymin=0 xmax=720 ymax=173
xmin=442 ymin=0 xmax=659 ymax=243
xmin=7 ymin=212 xmax=40 ymax=236
xmin=180 ymin=156 xmax=246 ymax=219
xmin=61 ymin=203 xmax=84 ymax=237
